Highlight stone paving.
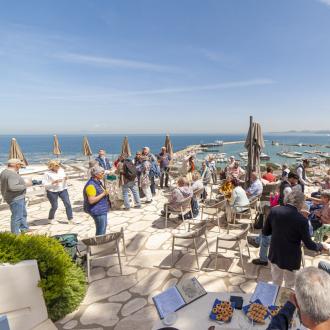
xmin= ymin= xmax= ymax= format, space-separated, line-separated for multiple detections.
xmin=1 ymin=178 xmax=330 ymax=330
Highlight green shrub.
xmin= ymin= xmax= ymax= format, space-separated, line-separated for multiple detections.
xmin=0 ymin=232 xmax=86 ymax=321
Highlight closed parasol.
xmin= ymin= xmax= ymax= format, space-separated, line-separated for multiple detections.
xmin=53 ymin=135 xmax=62 ymax=158
xmin=83 ymin=136 xmax=93 ymax=159
xmin=121 ymin=136 xmax=131 ymax=157
xmin=9 ymin=138 xmax=28 ymax=166
xmin=164 ymin=134 xmax=174 ymax=157
xmin=245 ymin=116 xmax=265 ymax=184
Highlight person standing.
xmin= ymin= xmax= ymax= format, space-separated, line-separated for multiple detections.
xmin=296 ymin=159 xmax=312 ymax=193
xmin=83 ymin=167 xmax=110 ymax=235
xmin=43 ymin=160 xmax=73 ymax=222
xmin=263 ymin=190 xmax=328 ymax=288
xmin=157 ymin=147 xmax=171 ymax=189
xmin=142 ymin=147 xmax=158 ymax=196
xmin=117 ymin=154 xmax=141 ymax=210
xmin=208 ymin=156 xmax=217 ymax=184
xmin=95 ymin=149 xmax=112 ymax=172
xmin=278 ymin=172 xmax=300 ymax=206
xmin=139 ymin=155 xmax=153 ymax=203
xmin=0 ymin=159 xmax=28 ymax=234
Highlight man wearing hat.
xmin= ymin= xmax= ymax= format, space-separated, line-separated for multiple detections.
xmin=0 ymin=159 xmax=28 ymax=234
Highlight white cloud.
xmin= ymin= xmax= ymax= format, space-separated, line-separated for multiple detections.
xmin=318 ymin=0 xmax=330 ymax=6
xmin=55 ymin=52 xmax=176 ymax=72
xmin=109 ymin=78 xmax=275 ymax=97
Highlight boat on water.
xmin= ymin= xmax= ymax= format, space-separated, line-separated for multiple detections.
xmin=260 ymin=153 xmax=270 ymax=161
xmin=200 ymin=140 xmax=224 ymax=148
xmin=277 ymin=151 xmax=299 ymax=159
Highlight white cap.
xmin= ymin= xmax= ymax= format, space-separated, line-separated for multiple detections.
xmin=8 ymin=158 xmax=24 ymax=165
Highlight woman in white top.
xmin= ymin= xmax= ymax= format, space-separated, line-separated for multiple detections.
xmin=43 ymin=160 xmax=73 ymax=221
xmin=230 ymin=178 xmax=250 ymax=212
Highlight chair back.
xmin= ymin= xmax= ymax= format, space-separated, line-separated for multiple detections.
xmin=175 ymin=222 xmax=208 ymax=239
xmin=193 ymin=187 xmax=205 ymax=199
xmin=178 ymin=196 xmax=192 ymax=210
xmin=237 ymin=223 xmax=250 ymax=240
xmin=82 ymin=228 xmax=124 ymax=256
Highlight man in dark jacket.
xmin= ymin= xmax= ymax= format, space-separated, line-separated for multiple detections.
xmin=157 ymin=147 xmax=171 ymax=189
xmin=263 ymin=190 xmax=328 ymax=288
xmin=95 ymin=149 xmax=112 ymax=171
xmin=278 ymin=172 xmax=300 ymax=206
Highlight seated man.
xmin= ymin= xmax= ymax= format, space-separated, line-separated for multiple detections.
xmin=309 ymin=190 xmax=330 ymax=231
xmin=267 ymin=267 xmax=330 ymax=330
xmin=161 ymin=177 xmax=193 ymax=216
xmin=246 ymin=172 xmax=263 ymax=199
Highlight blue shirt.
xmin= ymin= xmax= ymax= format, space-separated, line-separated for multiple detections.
xmin=95 ymin=156 xmax=112 ymax=170
xmin=247 ymin=179 xmax=263 ymax=197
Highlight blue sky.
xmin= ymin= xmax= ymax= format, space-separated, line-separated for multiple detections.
xmin=1 ymin=0 xmax=330 ymax=134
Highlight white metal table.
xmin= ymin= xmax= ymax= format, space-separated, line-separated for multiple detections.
xmin=152 ymin=292 xmax=302 ymax=330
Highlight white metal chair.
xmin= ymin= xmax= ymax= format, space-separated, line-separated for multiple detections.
xmin=200 ymin=199 xmax=227 ymax=232
xmin=82 ymin=228 xmax=127 ymax=282
xmin=215 ymin=223 xmax=251 ymax=274
xmin=164 ymin=196 xmax=193 ymax=229
xmin=171 ymin=221 xmax=209 ymax=270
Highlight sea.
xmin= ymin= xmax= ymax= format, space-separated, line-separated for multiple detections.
xmin=0 ymin=133 xmax=330 ymax=167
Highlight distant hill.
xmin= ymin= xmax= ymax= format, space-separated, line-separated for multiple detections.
xmin=269 ymin=130 xmax=330 ymax=134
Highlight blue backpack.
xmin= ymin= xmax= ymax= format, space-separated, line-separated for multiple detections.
xmin=149 ymin=161 xmax=160 ymax=178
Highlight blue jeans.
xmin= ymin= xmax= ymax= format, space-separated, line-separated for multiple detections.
xmin=122 ymin=181 xmax=141 ymax=209
xmin=150 ymin=176 xmax=156 ymax=195
xmin=9 ymin=198 xmax=28 ymax=234
xmin=318 ymin=261 xmax=330 ymax=275
xmin=92 ymin=214 xmax=107 ymax=236
xmin=254 ymin=233 xmax=271 ymax=262
xmin=47 ymin=189 xmax=73 ymax=220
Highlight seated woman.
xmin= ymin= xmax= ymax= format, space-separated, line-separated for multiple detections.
xmin=230 ymin=178 xmax=250 ymax=212
xmin=311 ymin=175 xmax=330 ymax=198
xmin=262 ymin=166 xmax=277 ymax=183
xmin=219 ymin=175 xmax=234 ymax=199
xmin=161 ymin=177 xmax=193 ymax=216
xmin=227 ymin=161 xmax=245 ymax=181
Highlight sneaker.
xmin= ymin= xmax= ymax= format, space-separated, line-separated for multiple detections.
xmin=134 ymin=205 xmax=141 ymax=209
xmin=252 ymin=258 xmax=268 ymax=266
xmin=145 ymin=200 xmax=153 ymax=204
xmin=247 ymin=236 xmax=260 ymax=248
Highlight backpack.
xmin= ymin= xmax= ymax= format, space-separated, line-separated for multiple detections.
xmin=123 ymin=160 xmax=137 ymax=181
xmin=149 ymin=161 xmax=160 ymax=178
xmin=52 ymin=233 xmax=79 ymax=260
